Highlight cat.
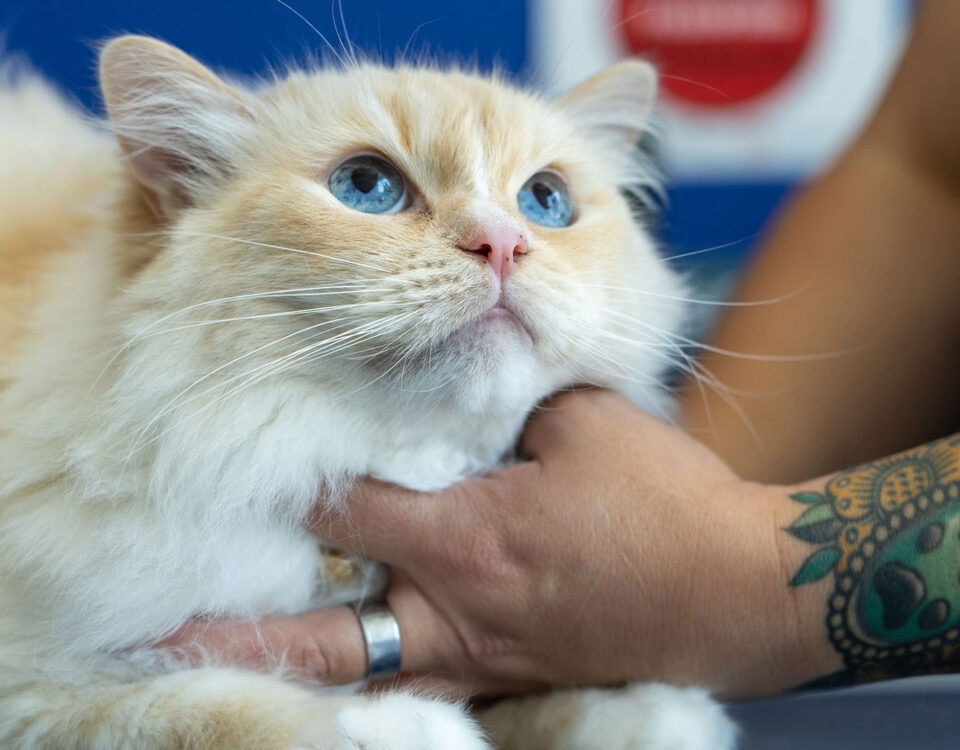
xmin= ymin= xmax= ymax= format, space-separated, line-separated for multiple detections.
xmin=0 ymin=35 xmax=736 ymax=750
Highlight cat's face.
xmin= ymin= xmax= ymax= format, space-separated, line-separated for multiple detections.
xmin=101 ymin=38 xmax=685 ymax=417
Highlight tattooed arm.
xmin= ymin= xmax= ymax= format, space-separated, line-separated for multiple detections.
xmin=680 ymin=0 xmax=960 ymax=484
xmin=778 ymin=434 xmax=960 ymax=687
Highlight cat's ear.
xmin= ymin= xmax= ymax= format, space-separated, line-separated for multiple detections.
xmin=556 ymin=59 xmax=657 ymax=150
xmin=99 ymin=35 xmax=254 ymax=218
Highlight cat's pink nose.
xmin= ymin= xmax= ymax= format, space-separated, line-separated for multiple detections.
xmin=462 ymin=228 xmax=528 ymax=281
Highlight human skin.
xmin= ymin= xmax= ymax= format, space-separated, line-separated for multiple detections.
xmin=680 ymin=0 xmax=960 ymax=484
xmin=162 ymin=0 xmax=960 ymax=697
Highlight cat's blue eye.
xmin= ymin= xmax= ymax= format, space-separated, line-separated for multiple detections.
xmin=517 ymin=171 xmax=575 ymax=228
xmin=328 ymin=155 xmax=407 ymax=214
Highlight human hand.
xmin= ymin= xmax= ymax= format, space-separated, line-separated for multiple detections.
xmin=162 ymin=390 xmax=839 ymax=699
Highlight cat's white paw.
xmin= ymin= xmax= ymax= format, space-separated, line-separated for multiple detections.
xmin=291 ymin=693 xmax=491 ymax=750
xmin=563 ymin=683 xmax=737 ymax=750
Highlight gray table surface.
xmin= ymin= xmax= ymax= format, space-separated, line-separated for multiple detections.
xmin=729 ymin=675 xmax=960 ymax=749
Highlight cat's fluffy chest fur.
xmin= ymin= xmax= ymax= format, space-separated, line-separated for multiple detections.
xmin=0 ymin=36 xmax=735 ymax=750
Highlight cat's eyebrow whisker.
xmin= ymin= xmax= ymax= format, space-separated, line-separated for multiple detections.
xmin=122 ymin=230 xmax=389 ymax=273
xmin=272 ymin=0 xmax=347 ymax=67
xmin=400 ymin=18 xmax=442 ymax=66
xmin=332 ymin=0 xmax=358 ymax=67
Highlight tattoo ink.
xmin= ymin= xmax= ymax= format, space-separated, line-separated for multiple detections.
xmin=786 ymin=435 xmax=960 ymax=683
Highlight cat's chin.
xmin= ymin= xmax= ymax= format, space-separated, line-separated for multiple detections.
xmin=448 ymin=304 xmax=534 ymax=351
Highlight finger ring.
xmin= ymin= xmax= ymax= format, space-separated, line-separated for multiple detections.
xmin=354 ymin=602 xmax=402 ymax=679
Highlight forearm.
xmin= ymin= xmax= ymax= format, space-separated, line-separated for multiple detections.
xmin=681 ymin=146 xmax=960 ymax=484
xmin=750 ymin=432 xmax=960 ymax=697
xmin=679 ymin=0 xmax=960 ymax=483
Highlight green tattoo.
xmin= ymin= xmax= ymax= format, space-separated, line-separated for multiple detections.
xmin=786 ymin=434 xmax=960 ymax=683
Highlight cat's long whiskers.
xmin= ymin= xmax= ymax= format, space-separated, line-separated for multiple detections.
xmin=562 ymin=319 xmax=669 ymax=389
xmin=561 ymin=312 xmax=752 ymax=434
xmin=123 ymin=318 xmax=355 ymax=459
xmin=122 ymin=230 xmax=389 ymax=273
xmin=88 ymin=281 xmax=390 ymax=391
xmin=125 ymin=312 xmax=415 ymax=460
xmin=174 ymin=311 xmax=419 ymax=441
xmin=609 ymin=307 xmax=863 ymax=363
xmin=655 ymin=236 xmax=756 ymax=263
xmin=139 ymin=299 xmax=419 ymax=340
xmin=128 ymin=312 xmax=395 ymax=453
xmin=325 ymin=321 xmax=428 ymax=399
xmin=603 ymin=312 xmax=764 ymax=445
xmin=578 ymin=282 xmax=808 ymax=308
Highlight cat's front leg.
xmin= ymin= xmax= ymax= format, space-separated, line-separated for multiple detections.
xmin=478 ymin=682 xmax=737 ymax=750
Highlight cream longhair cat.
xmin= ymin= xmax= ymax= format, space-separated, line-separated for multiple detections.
xmin=0 ymin=35 xmax=736 ymax=750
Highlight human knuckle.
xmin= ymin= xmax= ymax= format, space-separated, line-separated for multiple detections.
xmin=460 ymin=627 xmax=519 ymax=664
xmin=298 ymin=635 xmax=338 ymax=683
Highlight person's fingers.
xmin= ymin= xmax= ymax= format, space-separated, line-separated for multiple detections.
xmin=521 ymin=388 xmax=604 ymax=459
xmin=308 ymin=480 xmax=452 ymax=563
xmin=522 ymin=388 xmax=654 ymax=460
xmin=310 ymin=474 xmax=510 ymax=568
xmin=157 ymin=605 xmax=370 ymax=683
xmin=157 ymin=575 xmax=464 ymax=685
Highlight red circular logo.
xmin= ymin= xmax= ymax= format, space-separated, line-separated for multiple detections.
xmin=618 ymin=0 xmax=821 ymax=108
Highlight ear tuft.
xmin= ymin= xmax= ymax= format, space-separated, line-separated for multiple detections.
xmin=557 ymin=59 xmax=657 ymax=150
xmin=99 ymin=35 xmax=254 ymax=217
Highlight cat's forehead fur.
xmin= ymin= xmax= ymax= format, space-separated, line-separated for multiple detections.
xmin=258 ymin=65 xmax=592 ymax=199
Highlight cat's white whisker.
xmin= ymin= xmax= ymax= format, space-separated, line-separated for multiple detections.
xmin=122 ymin=314 xmax=407 ymax=461
xmin=124 ymin=230 xmax=390 ymax=272
xmin=579 ymin=282 xmax=808 ymax=308
xmin=272 ymin=0 xmax=347 ymax=67
xmin=604 ymin=313 xmax=764 ymax=447
xmin=137 ymin=299 xmax=420 ymax=340
xmin=655 ymin=236 xmax=756 ymax=263
xmin=121 ymin=319 xmax=349 ymax=460
xmin=161 ymin=311 xmax=420 ymax=440
xmin=332 ymin=0 xmax=358 ymax=67
xmin=88 ymin=280 xmax=389 ymax=388
xmin=609 ymin=308 xmax=862 ymax=363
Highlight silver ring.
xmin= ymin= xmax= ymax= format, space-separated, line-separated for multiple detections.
xmin=354 ymin=602 xmax=402 ymax=679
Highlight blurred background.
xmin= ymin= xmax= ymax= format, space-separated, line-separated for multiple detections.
xmin=5 ymin=2 xmax=945 ymax=748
